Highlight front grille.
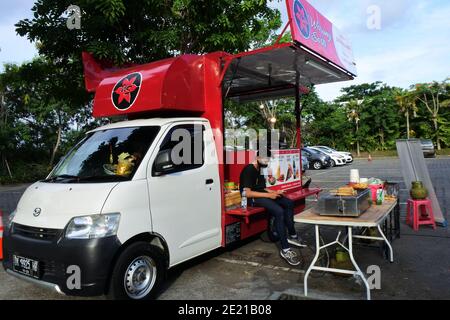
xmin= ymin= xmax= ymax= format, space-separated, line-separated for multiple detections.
xmin=13 ymin=223 xmax=61 ymax=240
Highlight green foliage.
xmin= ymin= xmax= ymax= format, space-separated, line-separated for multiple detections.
xmin=224 ymin=80 xmax=450 ymax=154
xmin=16 ymin=0 xmax=281 ymax=65
xmin=2 ymin=0 xmax=281 ymax=183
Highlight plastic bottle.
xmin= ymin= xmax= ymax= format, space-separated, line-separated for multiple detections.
xmin=241 ymin=190 xmax=247 ymax=210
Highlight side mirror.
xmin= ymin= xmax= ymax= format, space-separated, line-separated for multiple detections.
xmin=153 ymin=149 xmax=175 ymax=176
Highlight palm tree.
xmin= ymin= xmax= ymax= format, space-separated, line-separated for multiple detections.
xmin=414 ymin=79 xmax=450 ymax=150
xmin=346 ymin=99 xmax=362 ymax=157
xmin=395 ymin=89 xmax=417 ymax=139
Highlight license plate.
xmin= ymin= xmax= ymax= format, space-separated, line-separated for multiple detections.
xmin=13 ymin=255 xmax=40 ymax=279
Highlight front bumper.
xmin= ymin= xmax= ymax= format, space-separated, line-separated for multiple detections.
xmin=422 ymin=149 xmax=436 ymax=157
xmin=322 ymin=159 xmax=332 ymax=167
xmin=2 ymin=223 xmax=121 ymax=296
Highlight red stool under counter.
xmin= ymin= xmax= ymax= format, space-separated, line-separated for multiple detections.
xmin=406 ymin=199 xmax=436 ymax=231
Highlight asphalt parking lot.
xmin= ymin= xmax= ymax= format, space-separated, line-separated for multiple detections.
xmin=1 ymin=157 xmax=449 ymax=300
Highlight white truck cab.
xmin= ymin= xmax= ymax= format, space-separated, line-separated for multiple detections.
xmin=4 ymin=118 xmax=222 ymax=299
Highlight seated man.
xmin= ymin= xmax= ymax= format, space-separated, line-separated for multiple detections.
xmin=239 ymin=149 xmax=304 ymax=266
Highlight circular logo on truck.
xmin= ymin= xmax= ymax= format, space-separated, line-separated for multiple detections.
xmin=33 ymin=208 xmax=42 ymax=217
xmin=111 ymin=72 xmax=142 ymax=111
xmin=293 ymin=0 xmax=310 ymax=39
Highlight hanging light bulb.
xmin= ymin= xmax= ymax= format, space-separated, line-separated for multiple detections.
xmin=270 ymin=117 xmax=277 ymax=124
xmin=259 ymin=104 xmax=265 ymax=110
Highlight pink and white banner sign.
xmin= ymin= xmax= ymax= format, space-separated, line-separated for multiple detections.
xmin=286 ymin=0 xmax=357 ymax=75
xmin=264 ymin=149 xmax=302 ymax=191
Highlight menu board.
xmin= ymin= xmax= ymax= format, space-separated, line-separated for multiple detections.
xmin=263 ymin=149 xmax=302 ymax=191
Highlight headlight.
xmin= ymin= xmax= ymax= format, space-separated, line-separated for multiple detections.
xmin=65 ymin=213 xmax=120 ymax=239
xmin=7 ymin=210 xmax=16 ymax=229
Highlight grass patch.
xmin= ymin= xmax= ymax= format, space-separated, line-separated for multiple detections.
xmin=437 ymin=148 xmax=450 ymax=156
xmin=354 ymin=150 xmax=398 ymax=158
xmin=0 ymin=162 xmax=50 ymax=185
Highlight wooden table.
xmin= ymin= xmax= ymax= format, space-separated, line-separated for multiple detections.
xmin=294 ymin=200 xmax=398 ymax=300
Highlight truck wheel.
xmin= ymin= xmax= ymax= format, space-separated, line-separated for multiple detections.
xmin=313 ymin=161 xmax=322 ymax=170
xmin=108 ymin=242 xmax=166 ymax=300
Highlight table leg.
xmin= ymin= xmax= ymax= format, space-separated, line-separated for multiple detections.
xmin=304 ymin=224 xmax=321 ymax=297
xmin=389 ymin=210 xmax=393 ymax=242
xmin=395 ymin=202 xmax=401 ymax=239
xmin=377 ymin=224 xmax=394 ymax=263
xmin=348 ymin=227 xmax=371 ymax=300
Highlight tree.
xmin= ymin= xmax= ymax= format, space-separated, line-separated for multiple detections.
xmin=337 ymin=82 xmax=402 ymax=152
xmin=395 ymin=89 xmax=417 ymax=139
xmin=5 ymin=0 xmax=281 ymax=180
xmin=1 ymin=58 xmax=93 ymax=170
xmin=346 ymin=100 xmax=362 ymax=156
xmin=16 ymin=0 xmax=281 ymax=65
xmin=259 ymin=101 xmax=280 ymax=130
xmin=413 ymin=79 xmax=450 ymax=150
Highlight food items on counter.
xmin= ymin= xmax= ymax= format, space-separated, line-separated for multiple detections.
xmin=225 ymin=191 xmax=242 ymax=208
xmin=331 ymin=186 xmax=357 ymax=196
xmin=224 ymin=181 xmax=236 ymax=192
xmin=353 ymin=183 xmax=369 ymax=190
xmin=384 ymin=195 xmax=397 ymax=201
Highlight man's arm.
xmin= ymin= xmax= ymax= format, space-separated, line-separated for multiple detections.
xmin=265 ymin=188 xmax=284 ymax=195
xmin=244 ymin=188 xmax=279 ymax=200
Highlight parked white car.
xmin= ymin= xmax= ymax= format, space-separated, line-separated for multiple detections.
xmin=313 ymin=146 xmax=353 ymax=163
xmin=308 ymin=147 xmax=346 ymax=167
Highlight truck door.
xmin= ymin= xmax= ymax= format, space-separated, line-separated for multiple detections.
xmin=147 ymin=121 xmax=222 ymax=266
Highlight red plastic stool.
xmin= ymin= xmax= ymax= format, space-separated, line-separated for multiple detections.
xmin=406 ymin=199 xmax=436 ymax=231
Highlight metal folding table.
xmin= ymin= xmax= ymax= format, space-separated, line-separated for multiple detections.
xmin=294 ymin=199 xmax=398 ymax=300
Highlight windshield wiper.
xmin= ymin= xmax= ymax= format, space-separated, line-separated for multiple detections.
xmin=75 ymin=175 xmax=129 ymax=182
xmin=41 ymin=174 xmax=81 ymax=183
xmin=42 ymin=174 xmax=129 ymax=183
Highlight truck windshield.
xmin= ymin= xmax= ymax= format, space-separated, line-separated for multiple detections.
xmin=46 ymin=126 xmax=160 ymax=183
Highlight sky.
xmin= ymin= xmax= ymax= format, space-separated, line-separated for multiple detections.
xmin=0 ymin=0 xmax=449 ymax=101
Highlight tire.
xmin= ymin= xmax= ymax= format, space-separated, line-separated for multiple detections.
xmin=313 ymin=161 xmax=322 ymax=170
xmin=107 ymin=242 xmax=166 ymax=300
xmin=330 ymin=160 xmax=336 ymax=167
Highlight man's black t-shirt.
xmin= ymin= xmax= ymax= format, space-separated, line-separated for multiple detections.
xmin=239 ymin=164 xmax=267 ymax=194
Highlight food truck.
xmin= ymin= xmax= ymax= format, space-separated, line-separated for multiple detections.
xmin=3 ymin=0 xmax=356 ymax=299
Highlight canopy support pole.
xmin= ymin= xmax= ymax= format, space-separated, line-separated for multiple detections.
xmin=295 ymin=76 xmax=302 ymax=150
xmin=295 ymin=74 xmax=303 ymax=186
xmin=275 ymin=21 xmax=291 ymax=45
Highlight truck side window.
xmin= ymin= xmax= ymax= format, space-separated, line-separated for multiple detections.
xmin=157 ymin=124 xmax=205 ymax=174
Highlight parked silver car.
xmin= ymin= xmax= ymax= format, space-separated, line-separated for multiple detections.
xmin=420 ymin=139 xmax=436 ymax=158
xmin=313 ymin=146 xmax=353 ymax=163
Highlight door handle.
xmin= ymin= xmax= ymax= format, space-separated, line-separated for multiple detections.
xmin=206 ymin=179 xmax=214 ymax=185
